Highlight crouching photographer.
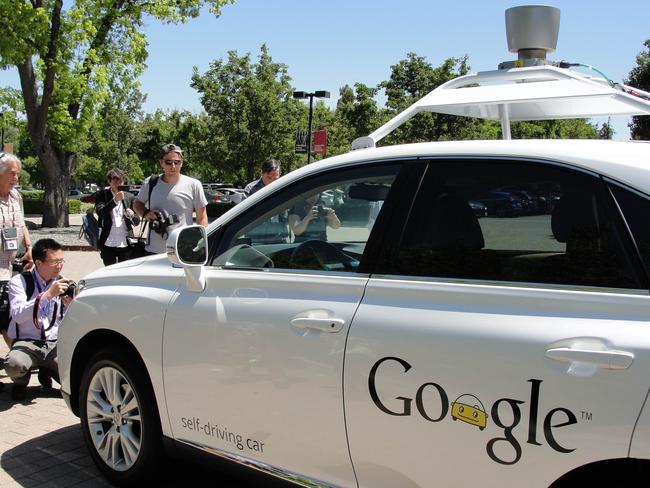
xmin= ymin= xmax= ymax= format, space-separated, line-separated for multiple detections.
xmin=3 ymin=239 xmax=75 ymax=401
xmin=133 ymin=144 xmax=207 ymax=255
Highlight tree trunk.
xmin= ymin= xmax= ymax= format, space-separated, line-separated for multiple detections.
xmin=40 ymin=146 xmax=72 ymax=228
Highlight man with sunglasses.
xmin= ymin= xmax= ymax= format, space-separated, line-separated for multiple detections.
xmin=4 ymin=239 xmax=73 ymax=401
xmin=133 ymin=144 xmax=208 ymax=254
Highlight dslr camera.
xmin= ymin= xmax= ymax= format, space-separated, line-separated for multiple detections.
xmin=12 ymin=252 xmax=27 ymax=273
xmin=150 ymin=210 xmax=180 ymax=236
xmin=124 ymin=213 xmax=141 ymax=227
xmin=312 ymin=204 xmax=326 ymax=220
xmin=59 ymin=280 xmax=77 ymax=299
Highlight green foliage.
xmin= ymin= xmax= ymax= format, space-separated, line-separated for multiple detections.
xmin=68 ymin=199 xmax=81 ymax=214
xmin=0 ymin=0 xmax=234 ymax=226
xmin=191 ymin=44 xmax=304 ymax=182
xmin=627 ymin=39 xmax=650 ymax=140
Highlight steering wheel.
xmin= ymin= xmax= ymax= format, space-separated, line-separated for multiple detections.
xmin=289 ymin=239 xmax=356 ymax=271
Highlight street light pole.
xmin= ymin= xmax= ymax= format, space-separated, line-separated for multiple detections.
xmin=293 ymin=90 xmax=330 ymax=164
xmin=306 ymin=94 xmax=315 ymax=164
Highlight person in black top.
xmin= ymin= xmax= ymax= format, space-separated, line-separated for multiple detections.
xmin=243 ymin=159 xmax=281 ymax=198
xmin=95 ymin=169 xmax=138 ymax=265
xmin=289 ymin=193 xmax=340 ymax=242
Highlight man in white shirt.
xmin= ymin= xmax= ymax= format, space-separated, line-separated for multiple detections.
xmin=133 ymin=144 xmax=208 ymax=254
xmin=4 ymin=239 xmax=73 ymax=401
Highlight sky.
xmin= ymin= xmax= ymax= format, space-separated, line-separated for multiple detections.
xmin=2 ymin=0 xmax=649 ymax=140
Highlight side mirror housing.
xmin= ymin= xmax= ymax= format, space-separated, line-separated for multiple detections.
xmin=166 ymin=226 xmax=208 ymax=292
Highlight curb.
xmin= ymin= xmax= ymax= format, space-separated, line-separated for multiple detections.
xmin=61 ymin=245 xmax=96 ymax=251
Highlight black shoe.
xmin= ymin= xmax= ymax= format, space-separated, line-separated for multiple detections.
xmin=38 ymin=369 xmax=53 ymax=390
xmin=11 ymin=383 xmax=27 ymax=401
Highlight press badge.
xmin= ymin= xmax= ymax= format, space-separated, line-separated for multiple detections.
xmin=2 ymin=227 xmax=18 ymax=251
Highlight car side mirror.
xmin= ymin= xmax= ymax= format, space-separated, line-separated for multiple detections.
xmin=166 ymin=226 xmax=208 ymax=292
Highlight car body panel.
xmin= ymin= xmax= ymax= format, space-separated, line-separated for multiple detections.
xmin=344 ymin=277 xmax=650 ymax=487
xmin=162 ymin=268 xmax=366 ymax=486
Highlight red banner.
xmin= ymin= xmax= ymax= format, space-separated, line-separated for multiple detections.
xmin=311 ymin=130 xmax=327 ymax=154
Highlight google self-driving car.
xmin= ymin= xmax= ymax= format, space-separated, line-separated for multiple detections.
xmin=57 ymin=6 xmax=650 ymax=487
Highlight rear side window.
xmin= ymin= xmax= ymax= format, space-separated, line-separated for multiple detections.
xmin=609 ymin=183 xmax=650 ymax=281
xmin=389 ymin=159 xmax=642 ymax=289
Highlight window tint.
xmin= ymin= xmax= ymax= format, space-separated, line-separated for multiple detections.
xmin=609 ymin=183 xmax=650 ymax=280
xmin=212 ymin=165 xmax=400 ymax=273
xmin=391 ymin=159 xmax=641 ymax=289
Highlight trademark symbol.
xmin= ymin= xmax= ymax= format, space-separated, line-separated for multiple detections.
xmin=580 ymin=411 xmax=593 ymax=421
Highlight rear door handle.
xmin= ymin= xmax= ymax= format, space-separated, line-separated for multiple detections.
xmin=290 ymin=317 xmax=345 ymax=333
xmin=545 ymin=347 xmax=634 ymax=370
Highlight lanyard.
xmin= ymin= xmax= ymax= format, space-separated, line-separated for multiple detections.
xmin=31 ymin=275 xmax=63 ymax=339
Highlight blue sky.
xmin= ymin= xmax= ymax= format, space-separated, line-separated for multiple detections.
xmin=2 ymin=0 xmax=649 ymax=139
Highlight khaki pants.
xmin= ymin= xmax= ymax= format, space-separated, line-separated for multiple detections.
xmin=4 ymin=340 xmax=58 ymax=385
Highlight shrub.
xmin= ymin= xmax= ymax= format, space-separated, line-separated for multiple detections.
xmin=20 ymin=190 xmax=83 ymax=214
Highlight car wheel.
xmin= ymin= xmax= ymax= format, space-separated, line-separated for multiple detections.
xmin=79 ymin=349 xmax=162 ymax=485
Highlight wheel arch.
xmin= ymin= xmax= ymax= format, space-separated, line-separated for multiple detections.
xmin=69 ymin=330 xmax=154 ymax=418
xmin=550 ymin=458 xmax=650 ymax=486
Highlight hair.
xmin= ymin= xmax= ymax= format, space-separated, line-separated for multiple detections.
xmin=106 ymin=168 xmax=126 ymax=183
xmin=32 ymin=238 xmax=63 ymax=262
xmin=0 ymin=152 xmax=21 ymax=174
xmin=261 ymin=159 xmax=280 ymax=174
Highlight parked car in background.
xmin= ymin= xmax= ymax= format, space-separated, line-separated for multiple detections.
xmin=473 ymin=191 xmax=523 ymax=217
xmin=68 ymin=189 xmax=88 ymax=200
xmin=80 ymin=193 xmax=97 ymax=203
xmin=469 ymin=200 xmax=488 ymax=217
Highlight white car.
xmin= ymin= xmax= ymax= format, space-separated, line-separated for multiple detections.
xmin=58 ymin=7 xmax=650 ymax=487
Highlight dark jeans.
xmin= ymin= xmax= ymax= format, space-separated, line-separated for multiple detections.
xmin=100 ymin=245 xmax=131 ymax=266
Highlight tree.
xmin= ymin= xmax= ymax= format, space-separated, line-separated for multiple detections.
xmin=191 ymin=45 xmax=303 ymax=183
xmin=379 ymin=53 xmax=498 ymax=145
xmin=627 ymin=39 xmax=650 ymax=140
xmin=0 ymin=0 xmax=233 ymax=226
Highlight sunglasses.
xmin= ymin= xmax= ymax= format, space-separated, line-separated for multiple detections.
xmin=163 ymin=159 xmax=182 ymax=166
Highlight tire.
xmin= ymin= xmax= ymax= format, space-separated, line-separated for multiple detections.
xmin=79 ymin=349 xmax=162 ymax=486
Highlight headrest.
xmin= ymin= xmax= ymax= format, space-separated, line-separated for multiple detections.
xmin=428 ymin=194 xmax=484 ymax=251
xmin=551 ymin=191 xmax=599 ymax=243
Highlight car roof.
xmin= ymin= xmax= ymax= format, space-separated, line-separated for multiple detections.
xmin=209 ymin=139 xmax=650 ymax=231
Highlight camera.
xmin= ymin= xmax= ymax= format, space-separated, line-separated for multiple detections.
xmin=150 ymin=210 xmax=180 ymax=236
xmin=59 ymin=280 xmax=77 ymax=298
xmin=12 ymin=252 xmax=27 ymax=273
xmin=312 ymin=204 xmax=326 ymax=219
xmin=117 ymin=185 xmax=130 ymax=192
xmin=124 ymin=214 xmax=141 ymax=227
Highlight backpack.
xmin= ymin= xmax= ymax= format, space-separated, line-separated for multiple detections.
xmin=80 ymin=209 xmax=100 ymax=249
xmin=0 ymin=272 xmax=35 ymax=333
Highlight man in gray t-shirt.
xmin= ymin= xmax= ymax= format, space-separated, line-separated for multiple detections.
xmin=133 ymin=144 xmax=208 ymax=254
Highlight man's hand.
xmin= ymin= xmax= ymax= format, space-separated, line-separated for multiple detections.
xmin=45 ymin=279 xmax=70 ymax=300
xmin=114 ymin=191 xmax=125 ymax=202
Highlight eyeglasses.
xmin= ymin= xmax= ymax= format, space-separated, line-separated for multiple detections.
xmin=110 ymin=176 xmax=123 ymax=181
xmin=45 ymin=259 xmax=65 ymax=265
xmin=163 ymin=159 xmax=182 ymax=166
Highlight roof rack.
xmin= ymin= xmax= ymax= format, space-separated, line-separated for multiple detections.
xmin=351 ymin=65 xmax=650 ymax=150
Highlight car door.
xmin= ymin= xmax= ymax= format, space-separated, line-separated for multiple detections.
xmin=163 ymin=163 xmax=403 ymax=486
xmin=344 ymin=158 xmax=650 ymax=487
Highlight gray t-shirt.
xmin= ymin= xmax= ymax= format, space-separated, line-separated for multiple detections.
xmin=137 ymin=174 xmax=208 ymax=254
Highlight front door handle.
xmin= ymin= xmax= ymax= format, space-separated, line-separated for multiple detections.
xmin=290 ymin=317 xmax=345 ymax=333
xmin=545 ymin=347 xmax=634 ymax=370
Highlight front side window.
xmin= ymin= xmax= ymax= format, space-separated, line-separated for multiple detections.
xmin=391 ymin=159 xmax=642 ymax=289
xmin=212 ymin=165 xmax=400 ymax=273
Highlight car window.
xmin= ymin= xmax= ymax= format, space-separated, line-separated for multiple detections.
xmin=609 ymin=182 xmax=650 ymax=282
xmin=211 ymin=165 xmax=401 ymax=273
xmin=390 ymin=159 xmax=642 ymax=289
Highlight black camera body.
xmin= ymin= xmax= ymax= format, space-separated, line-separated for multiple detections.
xmin=12 ymin=252 xmax=27 ymax=273
xmin=150 ymin=210 xmax=180 ymax=235
xmin=312 ymin=204 xmax=326 ymax=220
xmin=124 ymin=214 xmax=141 ymax=227
xmin=60 ymin=280 xmax=77 ymax=298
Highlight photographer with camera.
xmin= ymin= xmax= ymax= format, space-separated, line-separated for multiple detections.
xmin=3 ymin=239 xmax=74 ymax=401
xmin=289 ymin=192 xmax=340 ymax=243
xmin=133 ymin=144 xmax=208 ymax=255
xmin=95 ymin=168 xmax=139 ymax=265
xmin=0 ymin=152 xmax=33 ymax=350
